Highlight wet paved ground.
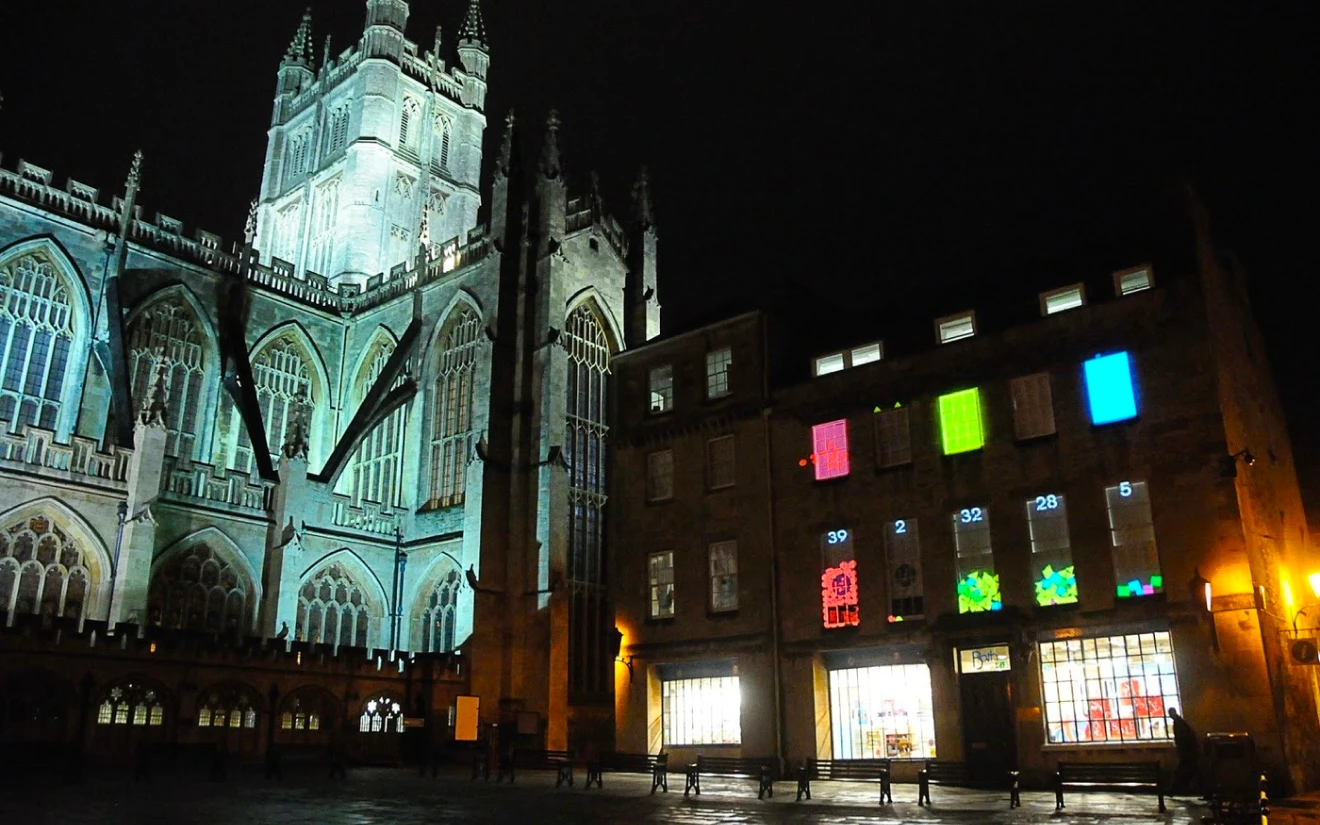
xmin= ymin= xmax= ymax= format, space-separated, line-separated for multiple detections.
xmin=0 ymin=766 xmax=1208 ymax=824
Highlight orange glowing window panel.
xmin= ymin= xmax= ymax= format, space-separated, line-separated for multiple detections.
xmin=822 ymin=560 xmax=860 ymax=628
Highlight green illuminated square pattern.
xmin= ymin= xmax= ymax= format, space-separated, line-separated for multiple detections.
xmin=939 ymin=388 xmax=984 ymax=454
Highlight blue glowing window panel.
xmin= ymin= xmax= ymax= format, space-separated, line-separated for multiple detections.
xmin=1084 ymin=352 xmax=1138 ymax=424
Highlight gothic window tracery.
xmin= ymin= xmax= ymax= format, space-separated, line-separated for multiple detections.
xmin=564 ymin=303 xmax=612 ymax=695
xmin=127 ymin=298 xmax=208 ymax=460
xmin=399 ymin=98 xmax=421 ymax=154
xmin=97 ymin=682 xmax=165 ymax=727
xmin=416 ymin=561 xmax=461 ymax=653
xmin=296 ymin=563 xmax=374 ymax=648
xmin=147 ymin=542 xmax=250 ymax=634
xmin=0 ymin=250 xmax=79 ymax=432
xmin=233 ymin=333 xmax=316 ymax=475
xmin=0 ymin=514 xmax=92 ymax=626
xmin=349 ymin=337 xmax=405 ymax=506
xmin=326 ymin=103 xmax=352 ymax=154
xmin=359 ymin=694 xmax=403 ymax=733
xmin=196 ymin=684 xmax=258 ymax=729
xmin=308 ymin=178 xmax=340 ymax=276
xmin=433 ymin=114 xmax=452 ymax=169
xmin=429 ymin=308 xmax=480 ymax=508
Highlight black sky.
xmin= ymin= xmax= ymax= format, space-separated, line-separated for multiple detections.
xmin=0 ymin=1 xmax=1316 ymax=495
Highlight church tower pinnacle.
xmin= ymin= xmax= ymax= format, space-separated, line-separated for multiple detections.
xmin=457 ymin=0 xmax=490 ymax=109
xmin=277 ymin=8 xmax=315 ymax=96
xmin=363 ymin=0 xmax=410 ymax=61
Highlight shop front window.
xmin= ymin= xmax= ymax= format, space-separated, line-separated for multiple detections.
xmin=1039 ymin=630 xmax=1182 ymax=744
xmin=828 ymin=663 xmax=936 ymax=759
xmin=662 ymin=676 xmax=740 ymax=746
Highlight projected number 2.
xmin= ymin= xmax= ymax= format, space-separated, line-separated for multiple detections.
xmin=894 ymin=520 xmax=907 ymax=534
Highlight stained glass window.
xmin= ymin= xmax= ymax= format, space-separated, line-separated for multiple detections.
xmin=296 ymin=564 xmax=374 ymax=648
xmin=349 ymin=338 xmax=406 ymax=506
xmin=0 ymin=250 xmax=78 ymax=432
xmin=128 ymin=298 xmax=208 ymax=459
xmin=0 ymin=513 xmax=91 ymax=625
xmin=430 ymin=307 xmax=481 ymax=508
xmin=418 ymin=562 xmax=461 ymax=653
xmin=233 ymin=334 xmax=316 ymax=475
xmin=147 ymin=542 xmax=250 ymax=633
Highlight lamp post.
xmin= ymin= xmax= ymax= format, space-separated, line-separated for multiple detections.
xmin=389 ymin=524 xmax=408 ymax=650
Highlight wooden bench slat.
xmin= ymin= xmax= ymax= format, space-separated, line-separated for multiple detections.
xmin=497 ymin=748 xmax=575 ymax=788
xmin=918 ymin=760 xmax=1021 ymax=809
xmin=1054 ymin=761 xmax=1165 ymax=813
xmin=796 ymin=758 xmax=892 ymax=804
xmin=684 ymin=755 xmax=776 ymax=799
xmin=586 ymin=752 xmax=668 ymax=793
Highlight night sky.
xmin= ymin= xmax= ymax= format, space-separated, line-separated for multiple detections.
xmin=1 ymin=2 xmax=1315 ymax=503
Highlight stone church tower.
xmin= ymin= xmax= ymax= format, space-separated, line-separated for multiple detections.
xmin=0 ymin=0 xmax=660 ymax=752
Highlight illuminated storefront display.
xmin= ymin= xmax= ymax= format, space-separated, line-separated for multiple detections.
xmin=953 ymin=507 xmax=1000 ymax=613
xmin=662 ymin=676 xmax=742 ymax=746
xmin=812 ymin=419 xmax=851 ymax=480
xmin=1028 ymin=493 xmax=1078 ymax=606
xmin=1084 ymin=351 xmax=1138 ymax=424
xmin=822 ymin=528 xmax=859 ymax=628
xmin=1038 ymin=631 xmax=1182 ymax=743
xmin=829 ymin=663 xmax=936 ymax=759
xmin=938 ymin=388 xmax=984 ymax=454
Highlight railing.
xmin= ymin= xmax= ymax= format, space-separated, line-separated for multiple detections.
xmin=0 ymin=422 xmax=131 ymax=486
xmin=162 ymin=457 xmax=274 ymax=516
xmin=331 ymin=494 xmax=398 ymax=536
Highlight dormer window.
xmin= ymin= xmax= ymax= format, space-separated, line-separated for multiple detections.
xmin=1039 ymin=284 xmax=1085 ymax=316
xmin=936 ymin=311 xmax=976 ymax=344
xmin=1114 ymin=264 xmax=1154 ymax=296
xmin=813 ymin=341 xmax=883 ymax=377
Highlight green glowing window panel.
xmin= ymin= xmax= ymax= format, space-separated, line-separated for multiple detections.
xmin=1084 ymin=351 xmax=1138 ymax=424
xmin=1105 ymin=481 xmax=1163 ymax=598
xmin=1027 ymin=494 xmax=1078 ymax=606
xmin=938 ymin=389 xmax=984 ymax=454
xmin=953 ymin=507 xmax=1000 ymax=613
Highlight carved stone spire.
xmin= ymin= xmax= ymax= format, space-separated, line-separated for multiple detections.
xmin=433 ymin=24 xmax=443 ymax=60
xmin=632 ymin=166 xmax=654 ymax=231
xmin=458 ymin=0 xmax=488 ymax=49
xmin=281 ymin=390 xmax=310 ymax=460
xmin=139 ymin=355 xmax=169 ymax=428
xmin=418 ymin=205 xmax=431 ymax=251
xmin=244 ymin=198 xmax=259 ymax=246
xmin=322 ymin=34 xmax=333 ymax=69
xmin=125 ymin=150 xmax=144 ymax=201
xmin=539 ymin=109 xmax=561 ymax=180
xmin=284 ymin=7 xmax=313 ymax=65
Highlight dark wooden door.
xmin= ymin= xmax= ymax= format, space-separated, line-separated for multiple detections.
xmin=959 ymin=670 xmax=1017 ymax=780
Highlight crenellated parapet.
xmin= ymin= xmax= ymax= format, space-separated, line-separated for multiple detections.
xmin=0 ymin=419 xmax=132 ymax=488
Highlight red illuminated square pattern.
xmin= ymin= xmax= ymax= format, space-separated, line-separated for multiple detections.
xmin=812 ymin=419 xmax=850 ymax=480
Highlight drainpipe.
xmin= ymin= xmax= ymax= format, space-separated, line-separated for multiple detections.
xmin=390 ymin=524 xmax=408 ymax=649
xmin=107 ymin=500 xmax=128 ymax=628
xmin=761 ymin=317 xmax=786 ymax=773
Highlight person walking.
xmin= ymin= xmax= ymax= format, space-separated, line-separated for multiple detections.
xmin=1168 ymin=707 xmax=1202 ymax=796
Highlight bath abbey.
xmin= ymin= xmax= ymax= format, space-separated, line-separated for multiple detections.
xmin=0 ymin=0 xmax=658 ymax=756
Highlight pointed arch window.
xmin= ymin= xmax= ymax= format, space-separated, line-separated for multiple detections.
xmin=233 ymin=333 xmax=316 ymax=475
xmin=0 ymin=250 xmax=79 ymax=432
xmin=326 ymin=104 xmax=352 ymax=154
xmin=350 ymin=338 xmax=406 ymax=507
xmin=564 ymin=304 xmax=612 ymax=696
xmin=429 ymin=308 xmax=481 ymax=508
xmin=0 ymin=513 xmax=93 ymax=627
xmin=399 ymin=98 xmax=421 ymax=154
xmin=433 ymin=114 xmax=452 ymax=170
xmin=359 ymin=694 xmax=404 ymax=733
xmin=296 ymin=563 xmax=374 ymax=648
xmin=97 ymin=682 xmax=165 ymax=727
xmin=417 ymin=562 xmax=461 ymax=653
xmin=308 ymin=178 xmax=340 ymax=276
xmin=147 ymin=542 xmax=250 ymax=634
xmin=127 ymin=299 xmax=207 ymax=460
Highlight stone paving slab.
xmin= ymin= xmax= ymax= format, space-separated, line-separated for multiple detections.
xmin=0 ymin=765 xmax=1210 ymax=824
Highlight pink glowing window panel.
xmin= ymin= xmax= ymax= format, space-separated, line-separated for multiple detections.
xmin=822 ymin=560 xmax=860 ymax=628
xmin=812 ymin=419 xmax=850 ymax=480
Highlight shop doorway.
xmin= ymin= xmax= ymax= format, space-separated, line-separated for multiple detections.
xmin=957 ymin=645 xmax=1017 ymax=780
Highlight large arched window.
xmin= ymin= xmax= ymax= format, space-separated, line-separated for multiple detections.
xmin=0 ymin=249 xmax=79 ymax=432
xmin=296 ymin=562 xmax=375 ymax=648
xmin=359 ymin=693 xmax=404 ymax=733
xmin=97 ymin=682 xmax=165 ymax=727
xmin=399 ymin=97 xmax=421 ymax=153
xmin=348 ymin=337 xmax=406 ymax=507
xmin=0 ymin=513 xmax=92 ymax=626
xmin=127 ymin=298 xmax=208 ymax=460
xmin=433 ymin=114 xmax=452 ymax=169
xmin=416 ymin=560 xmax=461 ymax=653
xmin=234 ymin=333 xmax=317 ymax=475
xmin=563 ymin=303 xmax=612 ymax=695
xmin=308 ymin=178 xmax=340 ymax=276
xmin=147 ymin=542 xmax=251 ymax=634
xmin=428 ymin=307 xmax=480 ymax=508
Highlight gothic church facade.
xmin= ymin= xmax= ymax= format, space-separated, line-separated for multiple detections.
xmin=0 ymin=0 xmax=659 ymax=751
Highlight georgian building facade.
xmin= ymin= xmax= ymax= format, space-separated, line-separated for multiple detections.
xmin=0 ymin=0 xmax=659 ymax=757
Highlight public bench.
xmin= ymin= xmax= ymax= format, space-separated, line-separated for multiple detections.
xmin=264 ymin=743 xmax=348 ymax=780
xmin=1054 ymin=761 xmax=1164 ymax=812
xmin=918 ymin=759 xmax=1021 ymax=808
xmin=497 ymin=748 xmax=574 ymax=787
xmin=795 ymin=757 xmax=892 ymax=803
xmin=585 ymin=751 xmax=668 ymax=792
xmin=684 ymin=755 xmax=776 ymax=799
xmin=135 ymin=741 xmax=226 ymax=781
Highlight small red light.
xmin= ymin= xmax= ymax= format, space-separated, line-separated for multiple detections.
xmin=798 ymin=458 xmax=808 ymax=467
